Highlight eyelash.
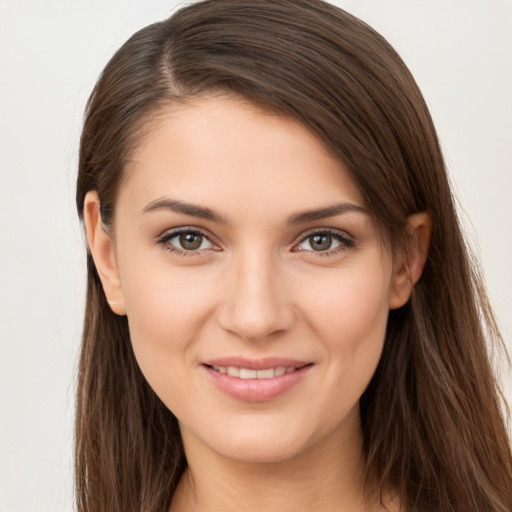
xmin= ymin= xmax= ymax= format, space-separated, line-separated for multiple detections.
xmin=157 ymin=227 xmax=219 ymax=257
xmin=292 ymin=228 xmax=354 ymax=257
xmin=156 ymin=227 xmax=354 ymax=257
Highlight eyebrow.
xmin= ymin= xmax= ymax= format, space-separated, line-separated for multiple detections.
xmin=141 ymin=198 xmax=228 ymax=224
xmin=288 ymin=202 xmax=367 ymax=224
xmin=141 ymin=197 xmax=366 ymax=225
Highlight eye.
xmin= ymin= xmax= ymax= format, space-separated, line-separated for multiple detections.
xmin=158 ymin=228 xmax=217 ymax=254
xmin=294 ymin=229 xmax=353 ymax=254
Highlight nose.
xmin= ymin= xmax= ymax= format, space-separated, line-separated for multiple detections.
xmin=218 ymin=250 xmax=296 ymax=342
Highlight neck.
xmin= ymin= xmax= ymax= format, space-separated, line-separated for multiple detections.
xmin=170 ymin=408 xmax=385 ymax=512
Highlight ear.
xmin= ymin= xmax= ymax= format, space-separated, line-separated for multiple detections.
xmin=389 ymin=212 xmax=432 ymax=310
xmin=83 ymin=191 xmax=127 ymax=315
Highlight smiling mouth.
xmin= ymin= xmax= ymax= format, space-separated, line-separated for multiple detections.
xmin=205 ymin=364 xmax=311 ymax=379
xmin=203 ymin=362 xmax=313 ymax=401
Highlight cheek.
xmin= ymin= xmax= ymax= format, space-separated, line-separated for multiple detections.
xmin=117 ymin=251 xmax=218 ymax=383
xmin=302 ymin=263 xmax=391 ymax=343
xmin=296 ymin=261 xmax=392 ymax=393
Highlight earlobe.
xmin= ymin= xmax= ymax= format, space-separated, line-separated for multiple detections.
xmin=389 ymin=212 xmax=432 ymax=310
xmin=83 ymin=191 xmax=127 ymax=315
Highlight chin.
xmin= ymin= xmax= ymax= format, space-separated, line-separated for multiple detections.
xmin=181 ymin=409 xmax=351 ymax=466
xmin=213 ymin=432 xmax=313 ymax=465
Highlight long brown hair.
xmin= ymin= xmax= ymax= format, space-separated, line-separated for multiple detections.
xmin=75 ymin=1 xmax=512 ymax=510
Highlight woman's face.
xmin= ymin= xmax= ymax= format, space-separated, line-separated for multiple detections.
xmin=95 ymin=96 xmax=403 ymax=463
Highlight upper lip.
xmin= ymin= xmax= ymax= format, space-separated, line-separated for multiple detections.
xmin=202 ymin=357 xmax=311 ymax=370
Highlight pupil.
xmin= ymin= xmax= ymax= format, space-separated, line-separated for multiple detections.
xmin=180 ymin=232 xmax=202 ymax=250
xmin=311 ymin=234 xmax=332 ymax=251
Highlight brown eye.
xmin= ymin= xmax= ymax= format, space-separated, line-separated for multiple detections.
xmin=295 ymin=230 xmax=353 ymax=254
xmin=159 ymin=229 xmax=215 ymax=253
xmin=309 ymin=234 xmax=333 ymax=251
xmin=179 ymin=232 xmax=204 ymax=250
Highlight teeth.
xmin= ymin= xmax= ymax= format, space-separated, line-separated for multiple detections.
xmin=227 ymin=367 xmax=240 ymax=377
xmin=240 ymin=368 xmax=258 ymax=379
xmin=212 ymin=365 xmax=298 ymax=379
xmin=257 ymin=368 xmax=274 ymax=379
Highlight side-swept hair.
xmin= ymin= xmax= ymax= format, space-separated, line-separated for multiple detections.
xmin=75 ymin=1 xmax=512 ymax=510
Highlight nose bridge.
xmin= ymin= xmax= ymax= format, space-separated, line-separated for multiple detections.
xmin=219 ymin=245 xmax=294 ymax=341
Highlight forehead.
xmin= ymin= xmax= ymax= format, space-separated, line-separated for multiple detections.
xmin=118 ymin=95 xmax=365 ymax=222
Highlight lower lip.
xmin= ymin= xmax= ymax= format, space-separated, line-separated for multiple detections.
xmin=203 ymin=365 xmax=312 ymax=402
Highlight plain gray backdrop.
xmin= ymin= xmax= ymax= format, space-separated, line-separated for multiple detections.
xmin=1 ymin=1 xmax=511 ymax=510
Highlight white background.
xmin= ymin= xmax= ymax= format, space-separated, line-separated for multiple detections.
xmin=0 ymin=1 xmax=510 ymax=510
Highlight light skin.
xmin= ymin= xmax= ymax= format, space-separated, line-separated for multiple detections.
xmin=85 ymin=95 xmax=430 ymax=512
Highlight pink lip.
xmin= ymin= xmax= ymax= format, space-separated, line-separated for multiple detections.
xmin=201 ymin=357 xmax=313 ymax=402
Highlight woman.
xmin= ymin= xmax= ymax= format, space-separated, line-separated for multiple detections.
xmin=75 ymin=0 xmax=512 ymax=510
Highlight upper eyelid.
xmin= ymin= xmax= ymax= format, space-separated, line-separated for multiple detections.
xmin=158 ymin=225 xmax=216 ymax=241
xmin=293 ymin=227 xmax=353 ymax=243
